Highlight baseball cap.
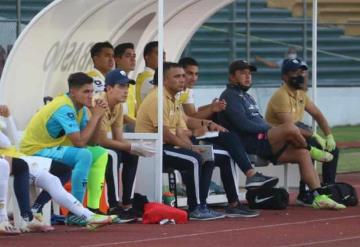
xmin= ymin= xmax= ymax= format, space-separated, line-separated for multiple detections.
xmin=229 ymin=60 xmax=257 ymax=74
xmin=281 ymin=58 xmax=308 ymax=74
xmin=105 ymin=69 xmax=135 ymax=86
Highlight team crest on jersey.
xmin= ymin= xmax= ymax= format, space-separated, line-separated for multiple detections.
xmin=67 ymin=112 xmax=75 ymax=120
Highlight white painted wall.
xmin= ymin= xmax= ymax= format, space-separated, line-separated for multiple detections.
xmin=194 ymin=86 xmax=360 ymax=127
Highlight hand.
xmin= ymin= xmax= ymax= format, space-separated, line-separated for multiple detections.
xmin=190 ymin=145 xmax=204 ymax=154
xmin=130 ymin=141 xmax=156 ymax=157
xmin=0 ymin=105 xmax=10 ymax=118
xmin=91 ymin=99 xmax=107 ymax=117
xmin=208 ymin=121 xmax=228 ymax=132
xmin=312 ymin=132 xmax=326 ymax=150
xmin=210 ymin=98 xmax=226 ymax=112
xmin=325 ymin=134 xmax=336 ymax=152
xmin=192 ymin=126 xmax=207 ymax=137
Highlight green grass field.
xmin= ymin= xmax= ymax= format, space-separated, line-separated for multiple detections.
xmin=318 ymin=125 xmax=360 ymax=173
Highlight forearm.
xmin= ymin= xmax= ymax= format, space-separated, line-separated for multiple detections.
xmin=164 ymin=130 xmax=192 ymax=149
xmin=192 ymin=105 xmax=214 ymax=119
xmin=0 ymin=131 xmax=11 ymax=148
xmin=4 ymin=116 xmax=19 ymax=145
xmin=77 ymin=115 xmax=102 ymax=146
xmin=97 ymin=137 xmax=131 ymax=152
xmin=314 ymin=113 xmax=332 ymax=136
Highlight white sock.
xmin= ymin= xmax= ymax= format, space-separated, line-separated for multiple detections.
xmin=0 ymin=159 xmax=10 ymax=222
xmin=34 ymin=170 xmax=92 ymax=220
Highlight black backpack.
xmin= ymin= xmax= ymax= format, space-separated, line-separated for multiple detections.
xmin=246 ymin=187 xmax=289 ymax=210
xmin=322 ymin=182 xmax=358 ymax=207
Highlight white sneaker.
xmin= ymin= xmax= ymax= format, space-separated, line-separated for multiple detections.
xmin=20 ymin=218 xmax=54 ymax=233
xmin=0 ymin=221 xmax=21 ymax=235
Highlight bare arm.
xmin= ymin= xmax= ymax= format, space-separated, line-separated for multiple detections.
xmin=305 ymin=101 xmax=331 ymax=136
xmin=94 ymin=125 xmax=131 ymax=152
xmin=163 ymin=126 xmax=192 ymax=149
xmin=255 ymin=56 xmax=280 ymax=68
xmin=67 ymin=100 xmax=107 ymax=147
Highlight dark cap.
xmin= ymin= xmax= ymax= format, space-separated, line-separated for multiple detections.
xmin=281 ymin=58 xmax=308 ymax=74
xmin=229 ymin=60 xmax=257 ymax=74
xmin=105 ymin=69 xmax=135 ymax=86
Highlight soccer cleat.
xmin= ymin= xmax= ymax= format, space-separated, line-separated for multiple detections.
xmin=245 ymin=172 xmax=279 ymax=189
xmin=86 ymin=214 xmax=112 ymax=231
xmin=309 ymin=147 xmax=333 ymax=162
xmin=312 ymin=194 xmax=346 ymax=210
xmin=19 ymin=218 xmax=54 ymax=232
xmin=65 ymin=214 xmax=87 ymax=227
xmin=0 ymin=221 xmax=20 ymax=235
xmin=108 ymin=207 xmax=137 ymax=223
xmin=225 ymin=203 xmax=260 ymax=218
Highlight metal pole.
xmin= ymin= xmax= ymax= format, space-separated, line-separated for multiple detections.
xmin=157 ymin=0 xmax=164 ymax=203
xmin=312 ymin=0 xmax=318 ymax=129
xmin=230 ymin=1 xmax=237 ymax=61
xmin=246 ymin=0 xmax=251 ymax=61
xmin=302 ymin=0 xmax=307 ymax=62
xmin=16 ymin=0 xmax=21 ymax=37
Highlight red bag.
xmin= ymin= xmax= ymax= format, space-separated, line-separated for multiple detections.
xmin=142 ymin=202 xmax=188 ymax=224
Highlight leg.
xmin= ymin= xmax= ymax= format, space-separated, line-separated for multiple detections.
xmin=32 ymin=160 xmax=72 ymax=213
xmin=121 ymin=152 xmax=139 ymax=207
xmin=213 ymin=150 xmax=238 ymax=204
xmin=163 ymin=145 xmax=202 ymax=211
xmin=268 ymin=123 xmax=308 ymax=154
xmin=87 ymin=146 xmax=108 ymax=211
xmin=0 ymin=158 xmax=10 ymax=222
xmin=105 ymin=149 xmax=122 ymax=209
xmin=11 ymin=158 xmax=32 ymax=221
xmin=207 ymin=132 xmax=253 ymax=175
xmin=36 ymin=146 xmax=93 ymax=203
xmin=277 ymin=147 xmax=321 ymax=190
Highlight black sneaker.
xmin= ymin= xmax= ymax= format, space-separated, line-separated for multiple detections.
xmin=108 ymin=207 xmax=137 ymax=223
xmin=225 ymin=203 xmax=260 ymax=218
xmin=245 ymin=172 xmax=279 ymax=189
xmin=296 ymin=191 xmax=314 ymax=207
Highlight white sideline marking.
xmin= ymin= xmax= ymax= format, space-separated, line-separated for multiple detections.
xmin=279 ymin=235 xmax=360 ymax=247
xmin=81 ymin=214 xmax=360 ymax=247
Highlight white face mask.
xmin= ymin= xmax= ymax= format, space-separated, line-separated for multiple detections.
xmin=287 ymin=53 xmax=297 ymax=59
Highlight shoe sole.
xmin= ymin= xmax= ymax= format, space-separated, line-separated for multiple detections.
xmin=112 ymin=218 xmax=137 ymax=224
xmin=226 ymin=212 xmax=259 ymax=218
xmin=296 ymin=199 xmax=313 ymax=207
xmin=189 ymin=215 xmax=226 ymax=221
xmin=246 ymin=177 xmax=279 ymax=190
xmin=312 ymin=203 xmax=346 ymax=210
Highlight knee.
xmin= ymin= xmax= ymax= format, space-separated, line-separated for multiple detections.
xmin=11 ymin=158 xmax=29 ymax=175
xmin=36 ymin=170 xmax=61 ymax=189
xmin=76 ymin=149 xmax=93 ymax=164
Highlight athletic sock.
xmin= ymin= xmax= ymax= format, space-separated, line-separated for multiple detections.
xmin=87 ymin=146 xmax=108 ymax=209
xmin=0 ymin=159 xmax=10 ymax=221
xmin=12 ymin=158 xmax=33 ymax=221
xmin=35 ymin=170 xmax=92 ymax=219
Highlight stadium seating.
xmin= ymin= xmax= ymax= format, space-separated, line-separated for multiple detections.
xmin=0 ymin=0 xmax=52 ymax=23
xmin=184 ymin=0 xmax=360 ymax=87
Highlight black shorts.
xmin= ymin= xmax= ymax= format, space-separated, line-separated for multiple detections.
xmin=244 ymin=132 xmax=287 ymax=164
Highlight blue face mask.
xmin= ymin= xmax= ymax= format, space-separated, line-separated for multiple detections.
xmin=289 ymin=75 xmax=305 ymax=89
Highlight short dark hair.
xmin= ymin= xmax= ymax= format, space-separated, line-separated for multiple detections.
xmin=178 ymin=57 xmax=198 ymax=68
xmin=163 ymin=62 xmax=181 ymax=76
xmin=114 ymin=42 xmax=134 ymax=57
xmin=143 ymin=41 xmax=158 ymax=58
xmin=68 ymin=72 xmax=93 ymax=89
xmin=90 ymin=41 xmax=113 ymax=58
